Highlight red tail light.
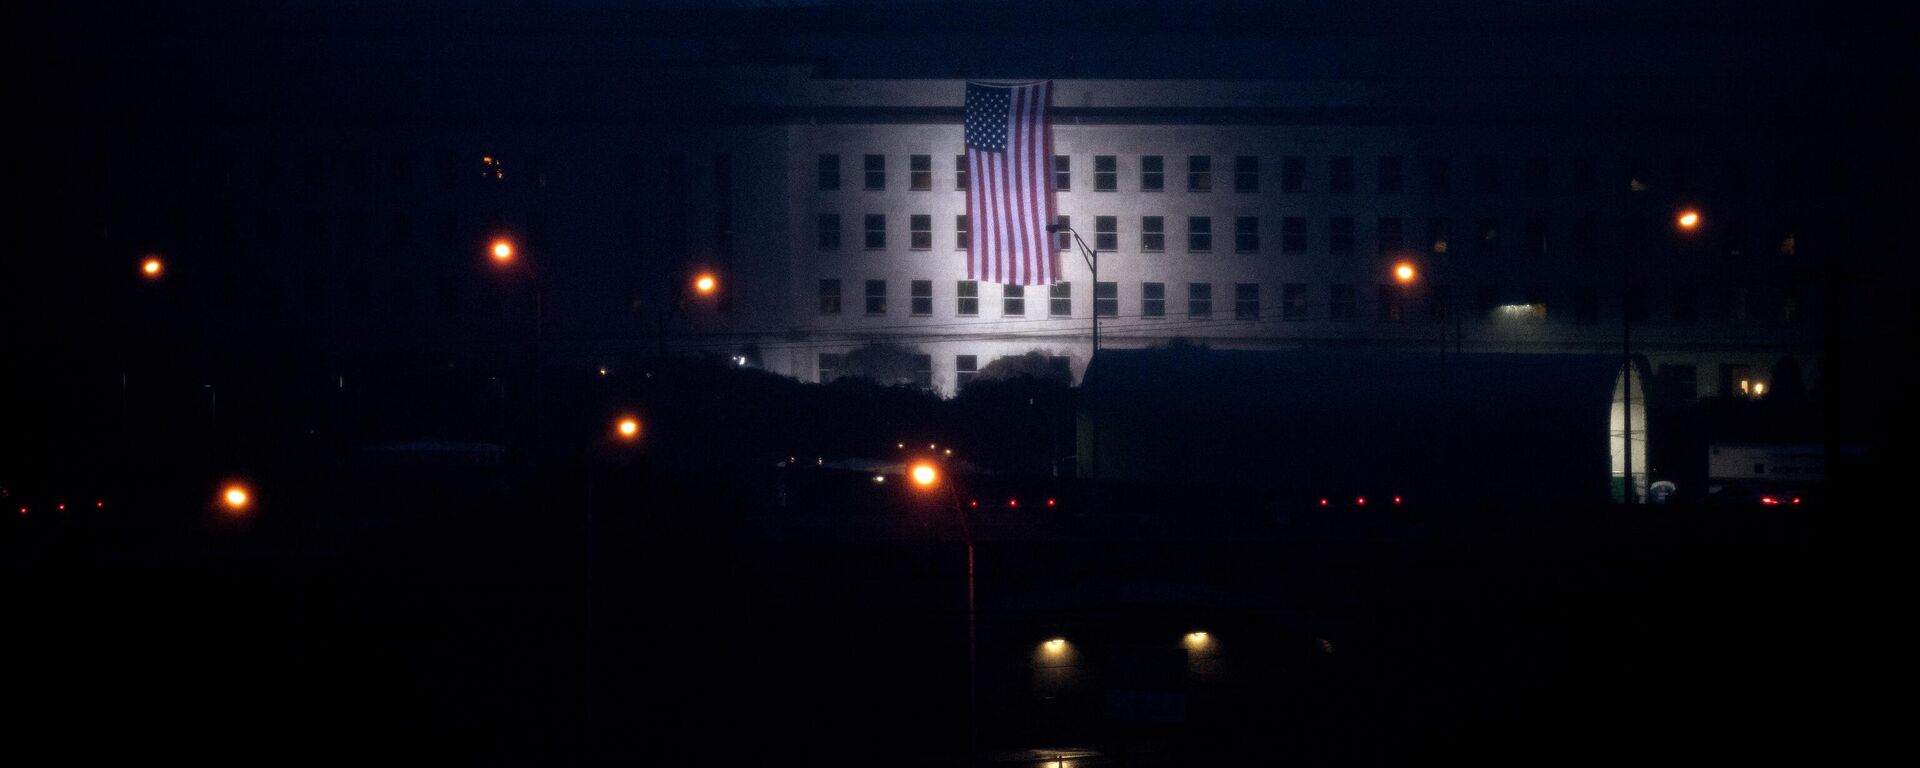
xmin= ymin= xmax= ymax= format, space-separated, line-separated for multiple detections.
xmin=57 ymin=503 xmax=66 ymax=511
xmin=969 ymin=500 xmax=978 ymax=508
xmin=96 ymin=501 xmax=105 ymax=508
xmin=1393 ymin=496 xmax=1402 ymax=505
xmin=1791 ymin=497 xmax=1802 ymax=505
xmin=1008 ymin=499 xmax=1019 ymax=508
xmin=1760 ymin=496 xmax=1778 ymax=505
xmin=1356 ymin=497 xmax=1367 ymax=506
xmin=1319 ymin=498 xmax=1330 ymax=507
xmin=1046 ymin=498 xmax=1056 ymax=507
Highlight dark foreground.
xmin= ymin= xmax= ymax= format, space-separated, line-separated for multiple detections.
xmin=6 ymin=470 xmax=1815 ymax=766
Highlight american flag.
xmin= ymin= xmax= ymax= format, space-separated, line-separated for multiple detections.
xmin=964 ymin=80 xmax=1058 ymax=286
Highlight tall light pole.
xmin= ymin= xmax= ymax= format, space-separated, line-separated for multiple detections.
xmin=487 ymin=235 xmax=546 ymax=450
xmin=1046 ymin=223 xmax=1099 ymax=481
xmin=909 ymin=459 xmax=975 ymax=761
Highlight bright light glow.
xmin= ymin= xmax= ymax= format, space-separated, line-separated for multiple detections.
xmin=969 ymin=500 xmax=978 ymax=508
xmin=1043 ymin=638 xmax=1067 ymax=653
xmin=220 ymin=484 xmax=252 ymax=514
xmin=1792 ymin=497 xmax=1802 ymax=505
xmin=1008 ymin=498 xmax=1019 ymax=508
xmin=615 ymin=416 xmax=641 ymax=441
xmin=1394 ymin=262 xmax=1417 ymax=283
xmin=1761 ymin=496 xmax=1778 ymax=505
xmin=1184 ymin=631 xmax=1211 ymax=649
xmin=490 ymin=239 xmax=515 ymax=263
xmin=943 ymin=448 xmax=952 ymax=456
xmin=96 ymin=501 xmax=105 ymax=508
xmin=1319 ymin=498 xmax=1330 ymax=507
xmin=909 ymin=462 xmax=938 ymax=488
xmin=1677 ymin=210 xmax=1701 ymax=230
xmin=18 ymin=507 xmax=25 ymax=515
xmin=1046 ymin=498 xmax=1056 ymax=507
xmin=1497 ymin=303 xmax=1548 ymax=320
xmin=873 ymin=475 xmax=885 ymax=483
xmin=1356 ymin=496 xmax=1367 ymax=506
xmin=693 ymin=273 xmax=718 ymax=295
xmin=57 ymin=503 xmax=66 ymax=511
xmin=1393 ymin=496 xmax=1403 ymax=505
xmin=597 ymin=366 xmax=609 ymax=376
xmin=140 ymin=256 xmax=165 ymax=278
xmin=1752 ymin=382 xmax=1767 ymax=396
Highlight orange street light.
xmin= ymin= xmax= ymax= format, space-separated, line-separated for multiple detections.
xmin=1393 ymin=261 xmax=1417 ymax=284
xmin=1676 ymin=209 xmax=1701 ymax=231
xmin=692 ymin=272 xmax=718 ymax=296
xmin=219 ymin=482 xmax=252 ymax=515
xmin=910 ymin=461 xmax=939 ymax=489
xmin=140 ymin=255 xmax=165 ymax=280
xmin=614 ymin=415 xmax=641 ymax=442
xmin=489 ymin=238 xmax=516 ymax=264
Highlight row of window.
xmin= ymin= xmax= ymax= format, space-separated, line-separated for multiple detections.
xmin=815 ymin=152 xmax=1749 ymax=195
xmin=818 ymin=213 xmax=1790 ymax=257
xmin=816 ymin=352 xmax=1069 ymax=389
xmin=818 ymin=279 xmax=1803 ymax=324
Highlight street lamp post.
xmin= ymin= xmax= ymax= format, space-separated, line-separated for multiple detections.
xmin=654 ymin=270 xmax=721 ymax=356
xmin=488 ymin=236 xmax=547 ymax=450
xmin=908 ymin=459 xmax=976 ymax=761
xmin=1045 ymin=223 xmax=1100 ymax=483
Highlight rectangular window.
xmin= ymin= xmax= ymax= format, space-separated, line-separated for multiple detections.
xmin=817 ymin=154 xmax=840 ymax=190
xmin=1235 ymin=216 xmax=1259 ymax=253
xmin=1329 ymin=156 xmax=1355 ymax=193
xmin=957 ymin=280 xmax=979 ymax=316
xmin=1094 ymin=155 xmax=1117 ymax=191
xmin=1173 ymin=216 xmax=1208 ymax=253
xmin=1425 ymin=156 xmax=1452 ymax=193
xmin=913 ymin=354 xmax=933 ymax=389
xmin=1141 ymin=155 xmax=1164 ymax=191
xmin=1188 ymin=283 xmax=1213 ymax=318
xmin=1095 ymin=216 xmax=1118 ymax=251
xmin=863 ymin=154 xmax=885 ymax=190
xmin=1329 ymin=217 xmax=1354 ymax=255
xmin=1281 ymin=155 xmax=1306 ymax=192
xmin=1003 ymin=284 xmax=1025 ymax=316
xmin=910 ymin=214 xmax=932 ymax=250
xmin=1050 ymin=281 xmax=1072 ymax=317
xmin=955 ymin=155 xmax=968 ymax=190
xmin=910 ymin=279 xmax=933 ymax=316
xmin=1188 ymin=155 xmax=1212 ymax=192
xmin=1282 ymin=217 xmax=1307 ymax=254
xmin=818 ymin=279 xmax=841 ymax=315
xmin=1378 ymin=284 xmax=1406 ymax=321
xmin=1142 ymin=282 xmax=1166 ymax=317
xmin=1054 ymin=155 xmax=1071 ymax=191
xmin=1055 ymin=214 xmax=1071 ymax=251
xmin=956 ymin=355 xmax=979 ymax=389
xmin=909 ymin=154 xmax=931 ymax=191
xmin=1428 ymin=217 xmax=1453 ymax=254
xmin=1475 ymin=218 xmax=1500 ymax=256
xmin=956 ymin=215 xmax=970 ymax=250
xmin=1377 ymin=218 xmax=1404 ymax=255
xmin=1330 ymin=284 xmax=1356 ymax=320
xmin=1235 ymin=283 xmax=1260 ymax=320
xmin=1283 ymin=283 xmax=1308 ymax=320
xmin=818 ymin=353 xmax=842 ymax=383
xmin=1378 ymin=156 xmax=1404 ymax=193
xmin=1234 ymin=156 xmax=1259 ymax=193
xmin=1141 ymin=216 xmax=1165 ymax=252
xmin=817 ymin=213 xmax=841 ymax=250
xmin=1095 ymin=281 xmax=1118 ymax=317
xmin=864 ymin=214 xmax=886 ymax=249
xmin=865 ymin=280 xmax=886 ymax=314
xmin=1475 ymin=154 xmax=1501 ymax=193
